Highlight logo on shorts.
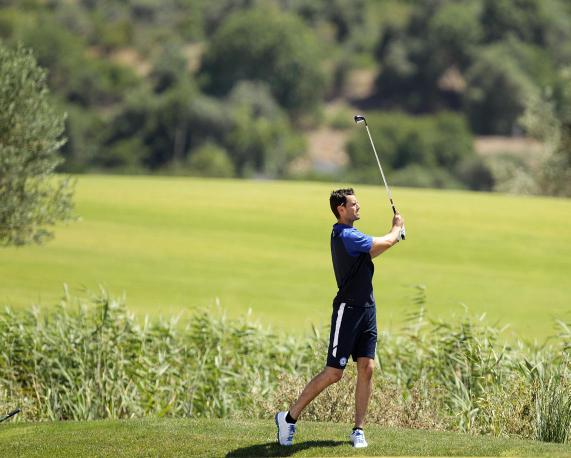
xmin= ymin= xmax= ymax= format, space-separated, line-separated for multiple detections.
xmin=339 ymin=357 xmax=347 ymax=367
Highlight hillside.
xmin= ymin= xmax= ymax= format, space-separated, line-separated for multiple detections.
xmin=1 ymin=1 xmax=570 ymax=195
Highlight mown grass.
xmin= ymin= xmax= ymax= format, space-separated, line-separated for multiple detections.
xmin=1 ymin=418 xmax=570 ymax=457
xmin=0 ymin=175 xmax=569 ymax=338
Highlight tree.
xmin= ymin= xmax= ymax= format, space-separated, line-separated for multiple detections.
xmin=519 ymin=68 xmax=571 ymax=196
xmin=0 ymin=44 xmax=74 ymax=246
xmin=17 ymin=15 xmax=135 ymax=107
xmin=480 ymin=0 xmax=546 ymax=44
xmin=200 ymin=6 xmax=327 ymax=116
xmin=224 ymin=81 xmax=305 ymax=177
xmin=188 ymin=143 xmax=235 ymax=178
xmin=374 ymin=0 xmax=482 ymax=112
xmin=103 ymin=80 xmax=196 ymax=171
xmin=464 ymin=43 xmax=537 ymax=134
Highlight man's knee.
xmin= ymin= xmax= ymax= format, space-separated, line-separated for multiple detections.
xmin=357 ymin=358 xmax=375 ymax=379
xmin=324 ymin=367 xmax=344 ymax=384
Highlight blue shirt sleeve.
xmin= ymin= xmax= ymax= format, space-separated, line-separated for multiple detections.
xmin=342 ymin=228 xmax=373 ymax=257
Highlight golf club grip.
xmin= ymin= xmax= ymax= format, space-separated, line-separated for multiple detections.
xmin=390 ymin=204 xmax=405 ymax=240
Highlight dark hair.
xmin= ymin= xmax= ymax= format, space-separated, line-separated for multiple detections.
xmin=329 ymin=188 xmax=354 ymax=219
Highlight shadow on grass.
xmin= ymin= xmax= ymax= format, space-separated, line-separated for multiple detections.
xmin=226 ymin=440 xmax=347 ymax=457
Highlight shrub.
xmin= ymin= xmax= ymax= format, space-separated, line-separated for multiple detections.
xmin=346 ymin=111 xmax=474 ymax=173
xmin=454 ymin=157 xmax=495 ymax=191
xmin=390 ymin=164 xmax=464 ymax=189
xmin=485 ymin=153 xmax=538 ymax=195
xmin=94 ymin=137 xmax=148 ymax=172
xmin=188 ymin=143 xmax=235 ymax=178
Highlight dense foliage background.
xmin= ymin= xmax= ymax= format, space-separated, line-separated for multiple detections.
xmin=0 ymin=0 xmax=570 ymax=194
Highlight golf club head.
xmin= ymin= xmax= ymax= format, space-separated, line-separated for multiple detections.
xmin=354 ymin=115 xmax=367 ymax=125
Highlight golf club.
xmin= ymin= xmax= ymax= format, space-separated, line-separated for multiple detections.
xmin=354 ymin=114 xmax=406 ymax=240
xmin=0 ymin=408 xmax=20 ymax=423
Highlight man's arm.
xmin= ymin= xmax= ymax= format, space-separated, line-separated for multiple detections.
xmin=369 ymin=214 xmax=404 ymax=259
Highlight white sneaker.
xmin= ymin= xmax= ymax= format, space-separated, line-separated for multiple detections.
xmin=350 ymin=428 xmax=368 ymax=448
xmin=275 ymin=411 xmax=296 ymax=446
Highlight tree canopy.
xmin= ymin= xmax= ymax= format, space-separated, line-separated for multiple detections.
xmin=0 ymin=0 xmax=569 ymax=194
xmin=200 ymin=7 xmax=327 ymax=116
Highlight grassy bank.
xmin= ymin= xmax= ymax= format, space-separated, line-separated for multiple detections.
xmin=0 ymin=175 xmax=569 ymax=338
xmin=1 ymin=418 xmax=570 ymax=457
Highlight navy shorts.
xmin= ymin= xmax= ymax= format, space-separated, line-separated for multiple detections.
xmin=326 ymin=303 xmax=377 ymax=370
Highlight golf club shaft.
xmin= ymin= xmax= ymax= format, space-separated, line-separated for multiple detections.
xmin=0 ymin=408 xmax=20 ymax=423
xmin=364 ymin=125 xmax=397 ymax=215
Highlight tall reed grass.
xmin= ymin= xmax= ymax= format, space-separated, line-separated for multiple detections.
xmin=0 ymin=288 xmax=320 ymax=421
xmin=1 ymin=287 xmax=569 ymax=443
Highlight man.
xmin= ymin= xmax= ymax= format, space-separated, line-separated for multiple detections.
xmin=275 ymin=188 xmax=405 ymax=448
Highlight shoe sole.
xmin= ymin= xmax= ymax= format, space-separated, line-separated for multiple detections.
xmin=353 ymin=443 xmax=368 ymax=448
xmin=274 ymin=413 xmax=279 ymax=444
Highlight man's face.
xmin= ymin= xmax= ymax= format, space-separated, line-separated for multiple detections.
xmin=339 ymin=195 xmax=360 ymax=222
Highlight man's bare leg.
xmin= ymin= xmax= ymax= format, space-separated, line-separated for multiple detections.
xmin=354 ymin=357 xmax=375 ymax=428
xmin=288 ymin=366 xmax=343 ymax=420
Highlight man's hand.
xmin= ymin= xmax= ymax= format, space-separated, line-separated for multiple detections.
xmin=393 ymin=213 xmax=405 ymax=241
xmin=369 ymin=213 xmax=406 ymax=258
xmin=392 ymin=213 xmax=404 ymax=228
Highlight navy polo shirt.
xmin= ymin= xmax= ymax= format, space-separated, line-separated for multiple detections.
xmin=330 ymin=223 xmax=375 ymax=307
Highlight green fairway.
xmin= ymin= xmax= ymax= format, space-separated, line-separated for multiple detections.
xmin=0 ymin=175 xmax=569 ymax=339
xmin=1 ymin=418 xmax=570 ymax=457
